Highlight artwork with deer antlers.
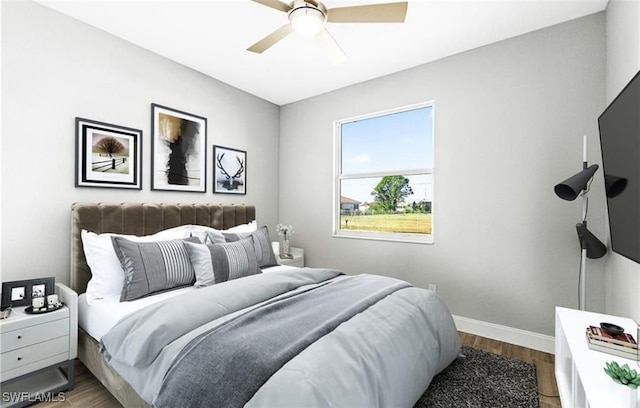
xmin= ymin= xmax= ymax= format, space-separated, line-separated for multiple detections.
xmin=214 ymin=145 xmax=246 ymax=195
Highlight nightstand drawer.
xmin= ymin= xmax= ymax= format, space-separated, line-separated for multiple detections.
xmin=1 ymin=335 xmax=69 ymax=373
xmin=1 ymin=318 xmax=69 ymax=353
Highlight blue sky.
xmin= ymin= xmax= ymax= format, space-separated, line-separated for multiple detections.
xmin=340 ymin=106 xmax=433 ymax=204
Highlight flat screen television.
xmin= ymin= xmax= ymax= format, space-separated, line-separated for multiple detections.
xmin=598 ymin=69 xmax=640 ymax=264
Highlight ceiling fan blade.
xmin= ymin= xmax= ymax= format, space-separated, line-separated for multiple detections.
xmin=314 ymin=28 xmax=348 ymax=65
xmin=250 ymin=0 xmax=292 ymax=13
xmin=247 ymin=24 xmax=293 ymax=54
xmin=326 ymin=2 xmax=408 ymax=23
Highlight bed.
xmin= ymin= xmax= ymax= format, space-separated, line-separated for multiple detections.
xmin=70 ymin=202 xmax=460 ymax=408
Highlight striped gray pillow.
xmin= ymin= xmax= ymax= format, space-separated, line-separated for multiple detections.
xmin=112 ymin=236 xmax=199 ymax=301
xmin=223 ymin=225 xmax=277 ymax=268
xmin=184 ymin=238 xmax=261 ymax=287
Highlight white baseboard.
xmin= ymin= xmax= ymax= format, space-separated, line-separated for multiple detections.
xmin=453 ymin=315 xmax=555 ymax=354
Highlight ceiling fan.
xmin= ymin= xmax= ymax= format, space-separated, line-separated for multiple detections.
xmin=247 ymin=0 xmax=408 ymax=64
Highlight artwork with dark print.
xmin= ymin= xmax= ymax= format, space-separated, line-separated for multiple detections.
xmin=159 ymin=113 xmax=201 ymax=186
xmin=214 ymin=145 xmax=246 ymax=195
xmin=151 ymin=104 xmax=207 ymax=192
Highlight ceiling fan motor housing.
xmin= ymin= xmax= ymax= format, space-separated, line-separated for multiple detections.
xmin=288 ymin=0 xmax=327 ymax=36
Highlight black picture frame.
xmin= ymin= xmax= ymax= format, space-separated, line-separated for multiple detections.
xmin=213 ymin=145 xmax=247 ymax=195
xmin=1 ymin=277 xmax=55 ymax=308
xmin=75 ymin=117 xmax=142 ymax=189
xmin=151 ymin=104 xmax=207 ymax=192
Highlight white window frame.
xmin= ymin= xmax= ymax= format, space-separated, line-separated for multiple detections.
xmin=333 ymin=101 xmax=435 ymax=244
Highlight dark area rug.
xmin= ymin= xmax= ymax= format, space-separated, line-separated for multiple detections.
xmin=414 ymin=346 xmax=539 ymax=408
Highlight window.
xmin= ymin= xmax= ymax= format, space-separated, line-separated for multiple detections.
xmin=334 ymin=102 xmax=434 ymax=243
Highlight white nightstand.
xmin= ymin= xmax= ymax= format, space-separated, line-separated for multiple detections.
xmin=555 ymin=307 xmax=639 ymax=408
xmin=271 ymin=243 xmax=304 ymax=267
xmin=1 ymin=283 xmax=77 ymax=408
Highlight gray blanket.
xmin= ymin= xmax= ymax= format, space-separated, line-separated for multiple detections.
xmin=153 ymin=274 xmax=410 ymax=408
xmin=100 ymin=268 xmax=343 ymax=368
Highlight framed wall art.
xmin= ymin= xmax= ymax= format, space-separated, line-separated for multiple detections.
xmin=214 ymin=145 xmax=246 ymax=195
xmin=75 ymin=117 xmax=142 ymax=189
xmin=1 ymin=277 xmax=55 ymax=308
xmin=151 ymin=104 xmax=207 ymax=192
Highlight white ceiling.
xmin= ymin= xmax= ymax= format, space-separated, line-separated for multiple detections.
xmin=35 ymin=0 xmax=608 ymax=106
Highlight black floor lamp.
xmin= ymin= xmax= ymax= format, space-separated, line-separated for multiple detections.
xmin=554 ymin=136 xmax=606 ymax=310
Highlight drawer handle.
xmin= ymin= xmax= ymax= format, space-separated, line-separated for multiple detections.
xmin=17 ymin=335 xmax=22 ymax=340
xmin=16 ymin=356 xmax=22 ymax=361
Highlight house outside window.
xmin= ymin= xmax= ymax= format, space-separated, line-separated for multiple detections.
xmin=333 ymin=102 xmax=434 ymax=243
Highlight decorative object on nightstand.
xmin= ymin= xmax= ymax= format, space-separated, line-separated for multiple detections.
xmin=553 ymin=135 xmax=607 ymax=311
xmin=271 ymin=243 xmax=305 ymax=267
xmin=1 ymin=277 xmax=55 ymax=309
xmin=276 ymin=223 xmax=294 ymax=259
xmin=1 ymin=283 xmax=78 ymax=408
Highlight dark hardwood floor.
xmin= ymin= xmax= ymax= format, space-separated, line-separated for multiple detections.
xmin=31 ymin=332 xmax=560 ymax=408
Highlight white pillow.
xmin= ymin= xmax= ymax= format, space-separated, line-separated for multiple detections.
xmin=223 ymin=220 xmax=257 ymax=233
xmin=191 ymin=225 xmax=225 ymax=244
xmin=82 ymin=225 xmax=214 ymax=305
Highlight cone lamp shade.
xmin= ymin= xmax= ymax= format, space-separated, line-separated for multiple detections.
xmin=575 ymin=223 xmax=607 ymax=259
xmin=554 ymin=164 xmax=599 ymax=201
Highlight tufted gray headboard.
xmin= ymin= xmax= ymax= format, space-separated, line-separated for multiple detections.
xmin=70 ymin=202 xmax=256 ymax=294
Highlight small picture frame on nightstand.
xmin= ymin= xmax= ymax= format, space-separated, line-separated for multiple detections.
xmin=1 ymin=277 xmax=55 ymax=308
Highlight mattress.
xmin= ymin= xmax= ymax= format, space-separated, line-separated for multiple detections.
xmin=79 ymin=265 xmax=297 ymax=341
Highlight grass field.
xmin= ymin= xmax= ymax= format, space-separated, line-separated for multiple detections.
xmin=340 ymin=213 xmax=431 ymax=234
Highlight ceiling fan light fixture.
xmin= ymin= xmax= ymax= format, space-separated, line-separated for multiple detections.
xmin=289 ymin=6 xmax=325 ymax=37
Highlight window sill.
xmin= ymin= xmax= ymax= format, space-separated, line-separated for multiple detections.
xmin=333 ymin=230 xmax=434 ymax=244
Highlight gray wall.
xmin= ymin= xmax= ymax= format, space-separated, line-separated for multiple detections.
xmin=1 ymin=0 xmax=623 ymax=339
xmin=604 ymin=0 xmax=640 ymax=322
xmin=279 ymin=13 xmax=606 ymax=336
xmin=0 ymin=0 xmax=280 ymax=286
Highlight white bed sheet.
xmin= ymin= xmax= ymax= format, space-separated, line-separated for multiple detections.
xmin=78 ymin=265 xmax=298 ymax=341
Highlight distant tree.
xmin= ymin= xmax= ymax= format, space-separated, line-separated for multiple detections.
xmin=405 ymin=200 xmax=431 ymax=213
xmin=371 ymin=175 xmax=413 ymax=212
xmin=418 ymin=200 xmax=432 ymax=213
xmin=95 ymin=137 xmax=125 ymax=158
xmin=364 ymin=202 xmax=383 ymax=214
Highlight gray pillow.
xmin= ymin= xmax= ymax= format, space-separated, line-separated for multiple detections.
xmin=184 ymin=238 xmax=261 ymax=287
xmin=223 ymin=225 xmax=277 ymax=268
xmin=112 ymin=236 xmax=200 ymax=302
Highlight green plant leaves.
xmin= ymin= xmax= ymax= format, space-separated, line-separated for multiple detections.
xmin=604 ymin=361 xmax=640 ymax=389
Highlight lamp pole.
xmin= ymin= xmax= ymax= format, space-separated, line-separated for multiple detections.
xmin=554 ymin=135 xmax=606 ymax=311
xmin=579 ymin=135 xmax=588 ymax=311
